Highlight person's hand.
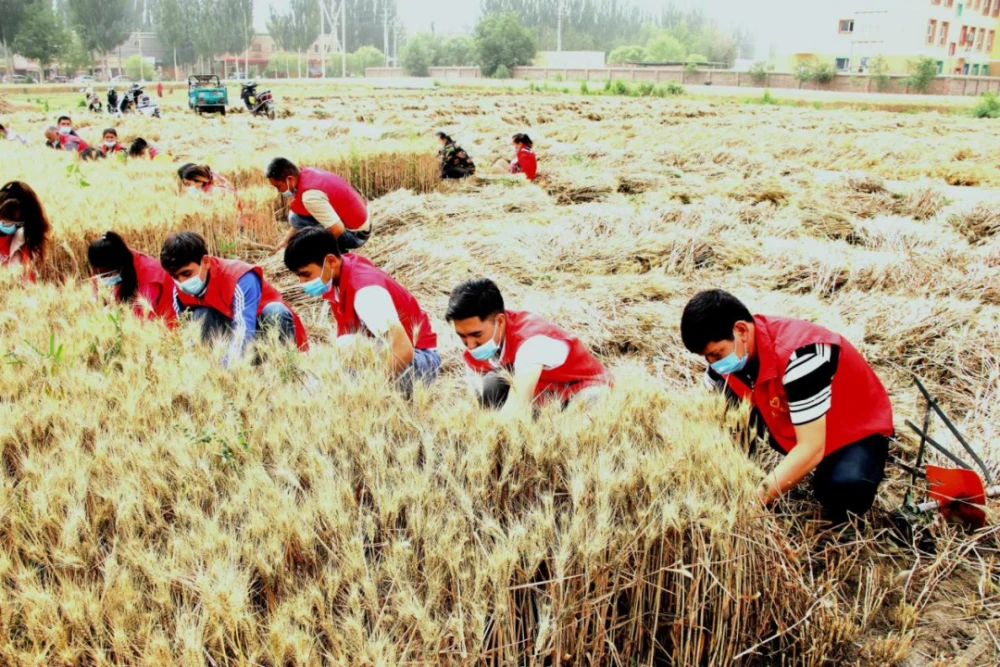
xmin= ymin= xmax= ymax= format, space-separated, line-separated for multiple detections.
xmin=756 ymin=483 xmax=772 ymax=507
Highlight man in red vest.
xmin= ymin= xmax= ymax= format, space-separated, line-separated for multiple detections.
xmin=44 ymin=125 xmax=88 ymax=153
xmin=680 ymin=289 xmax=894 ymax=523
xmin=160 ymin=231 xmax=308 ymax=364
xmin=283 ymin=227 xmax=439 ymax=392
xmin=446 ymin=278 xmax=611 ymax=415
xmin=266 ymin=157 xmax=370 ymax=253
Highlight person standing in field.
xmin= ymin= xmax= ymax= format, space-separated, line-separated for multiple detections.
xmin=0 ymin=180 xmax=50 ymax=282
xmin=679 ymin=289 xmax=894 ymax=523
xmin=508 ymin=133 xmax=537 ymax=181
xmin=436 ymin=131 xmax=476 ymax=180
xmin=88 ymin=231 xmax=177 ymax=324
xmin=100 ymin=128 xmax=127 ymax=155
xmin=446 ymin=278 xmax=611 ymax=414
xmin=265 ymin=157 xmax=370 ymax=253
xmin=160 ymin=231 xmax=309 ymax=362
xmin=0 ymin=123 xmax=28 ymax=145
xmin=156 ymin=81 xmax=164 ymax=99
xmin=284 ymin=227 xmax=440 ymax=392
xmin=44 ymin=125 xmax=89 ymax=153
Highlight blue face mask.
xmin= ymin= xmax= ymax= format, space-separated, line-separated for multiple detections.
xmin=281 ymin=189 xmax=295 ymax=199
xmin=0 ymin=221 xmax=17 ymax=236
xmin=302 ymin=275 xmax=332 ymax=297
xmin=470 ymin=335 xmax=501 ymax=361
xmin=100 ymin=273 xmax=122 ymax=287
xmin=710 ymin=332 xmax=749 ymax=375
xmin=176 ymin=274 xmax=206 ymax=296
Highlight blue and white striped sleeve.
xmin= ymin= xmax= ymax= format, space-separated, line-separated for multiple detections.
xmin=227 ymin=272 xmax=261 ymax=360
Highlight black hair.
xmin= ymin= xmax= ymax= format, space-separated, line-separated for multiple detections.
xmin=435 ymin=131 xmax=453 ymax=143
xmin=265 ymin=157 xmax=299 ymax=181
xmin=128 ymin=137 xmax=149 ymax=158
xmin=177 ymin=163 xmax=213 ymax=183
xmin=57 ymin=115 xmax=71 ymax=124
xmin=445 ymin=278 xmax=505 ymax=322
xmin=0 ymin=123 xmax=5 ymax=133
xmin=160 ymin=231 xmax=208 ymax=273
xmin=679 ymin=289 xmax=754 ymax=354
xmin=512 ymin=133 xmax=533 ymax=148
xmin=0 ymin=180 xmax=51 ymax=262
xmin=103 ymin=127 xmax=118 ymax=138
xmin=88 ymin=231 xmax=139 ymax=301
xmin=79 ymin=147 xmax=106 ymax=162
xmin=283 ymin=227 xmax=340 ymax=272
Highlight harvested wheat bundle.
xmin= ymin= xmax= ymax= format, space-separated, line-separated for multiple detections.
xmin=800 ymin=206 xmax=861 ymax=243
xmin=0 ymin=93 xmax=12 ymax=114
xmin=950 ymin=204 xmax=1000 ymax=244
xmin=538 ymin=169 xmax=616 ymax=205
xmin=616 ymin=172 xmax=666 ymax=195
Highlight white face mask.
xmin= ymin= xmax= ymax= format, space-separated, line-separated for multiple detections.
xmin=58 ymin=126 xmax=72 ymax=135
xmin=104 ymin=140 xmax=117 ymax=148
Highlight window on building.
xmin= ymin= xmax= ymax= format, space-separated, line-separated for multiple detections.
xmin=940 ymin=22 xmax=950 ymax=46
xmin=946 ymin=0 xmax=954 ymax=7
xmin=937 ymin=60 xmax=945 ymax=73
xmin=927 ymin=19 xmax=938 ymax=44
xmin=973 ymin=0 xmax=981 ymax=9
xmin=835 ymin=57 xmax=851 ymax=71
xmin=958 ymin=2 xmax=964 ymax=16
xmin=932 ymin=0 xmax=941 ymax=5
xmin=994 ymin=0 xmax=1000 ymax=17
xmin=961 ymin=25 xmax=968 ymax=44
xmin=989 ymin=30 xmax=996 ymax=52
xmin=973 ymin=63 xmax=980 ymax=74
xmin=950 ymin=42 xmax=957 ymax=55
xmin=251 ymin=44 xmax=262 ymax=54
xmin=838 ymin=19 xmax=854 ymax=33
xmin=977 ymin=27 xmax=986 ymax=50
xmin=964 ymin=62 xmax=970 ymax=74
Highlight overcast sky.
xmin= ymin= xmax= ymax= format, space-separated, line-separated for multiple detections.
xmin=253 ymin=0 xmax=797 ymax=57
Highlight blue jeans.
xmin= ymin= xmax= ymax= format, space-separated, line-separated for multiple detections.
xmin=288 ymin=212 xmax=370 ymax=252
xmin=398 ymin=348 xmax=441 ymax=397
xmin=192 ymin=302 xmax=296 ymax=345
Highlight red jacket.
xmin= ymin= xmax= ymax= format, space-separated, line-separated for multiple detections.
xmin=101 ymin=142 xmax=125 ymax=155
xmin=463 ymin=310 xmax=609 ymax=401
xmin=174 ymin=257 xmax=309 ymax=350
xmin=322 ymin=254 xmax=436 ymax=349
xmin=59 ymin=133 xmax=89 ymax=153
xmin=510 ymin=147 xmax=537 ymax=181
xmin=723 ymin=315 xmax=893 ymax=456
xmin=0 ymin=233 xmax=35 ymax=282
xmin=289 ymin=168 xmax=368 ymax=230
xmin=128 ymin=251 xmax=177 ymax=323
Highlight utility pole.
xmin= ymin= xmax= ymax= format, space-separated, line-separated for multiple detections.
xmin=341 ymin=0 xmax=347 ymax=77
xmin=383 ymin=2 xmax=389 ymax=62
xmin=557 ymin=0 xmax=563 ymax=52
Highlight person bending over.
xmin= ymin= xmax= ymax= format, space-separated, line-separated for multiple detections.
xmin=284 ymin=227 xmax=440 ymax=392
xmin=436 ymin=131 xmax=476 ymax=180
xmin=680 ymin=289 xmax=894 ymax=523
xmin=160 ymin=231 xmax=308 ymax=362
xmin=266 ymin=157 xmax=370 ymax=253
xmin=509 ymin=133 xmax=537 ymax=181
xmin=0 ymin=180 xmax=51 ymax=282
xmin=88 ymin=231 xmax=177 ymax=324
xmin=446 ymin=278 xmax=610 ymax=415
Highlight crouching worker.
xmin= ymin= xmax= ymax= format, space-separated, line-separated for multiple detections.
xmin=88 ymin=231 xmax=176 ymax=324
xmin=266 ymin=158 xmax=370 ymax=253
xmin=0 ymin=180 xmax=50 ymax=282
xmin=680 ymin=289 xmax=894 ymax=523
xmin=160 ymin=231 xmax=309 ymax=362
xmin=284 ymin=228 xmax=439 ymax=392
xmin=446 ymin=278 xmax=611 ymax=414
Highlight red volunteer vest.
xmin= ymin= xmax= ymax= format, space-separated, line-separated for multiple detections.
xmin=59 ymin=133 xmax=89 ymax=153
xmin=321 ymin=254 xmax=437 ymax=349
xmin=0 ymin=234 xmax=35 ymax=282
xmin=129 ymin=251 xmax=177 ymax=323
xmin=289 ymin=168 xmax=368 ymax=230
xmin=723 ymin=315 xmax=893 ymax=456
xmin=511 ymin=147 xmax=538 ymax=180
xmin=174 ymin=257 xmax=309 ymax=350
xmin=463 ymin=310 xmax=609 ymax=400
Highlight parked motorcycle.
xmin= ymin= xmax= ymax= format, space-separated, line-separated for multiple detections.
xmin=240 ymin=81 xmax=276 ymax=120
xmin=107 ymin=87 xmax=119 ymax=115
xmin=117 ymin=84 xmax=161 ymax=118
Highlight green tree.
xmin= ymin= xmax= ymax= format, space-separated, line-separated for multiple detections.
xmin=400 ymin=33 xmax=438 ymax=76
xmin=643 ymin=32 xmax=685 ymax=62
xmin=62 ymin=30 xmax=96 ymax=75
xmin=350 ymin=45 xmax=384 ymax=76
xmin=154 ymin=0 xmax=188 ymax=78
xmin=869 ymin=55 xmax=890 ymax=92
xmin=474 ymin=12 xmax=536 ymax=78
xmin=608 ymin=45 xmax=644 ymax=65
xmin=793 ymin=60 xmax=815 ymax=85
xmin=267 ymin=0 xmax=320 ymax=77
xmin=124 ymin=54 xmax=154 ymax=80
xmin=67 ymin=0 xmax=130 ymax=77
xmin=813 ymin=62 xmax=835 ymax=85
xmin=13 ymin=1 xmax=69 ymax=74
xmin=440 ymin=36 xmax=476 ymax=67
xmin=907 ymin=56 xmax=938 ymax=93
xmin=0 ymin=0 xmax=29 ymax=77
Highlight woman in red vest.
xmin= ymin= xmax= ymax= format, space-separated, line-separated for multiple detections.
xmin=177 ymin=163 xmax=243 ymax=228
xmin=265 ymin=157 xmax=370 ymax=254
xmin=508 ymin=133 xmax=538 ymax=181
xmin=87 ymin=231 xmax=177 ymax=324
xmin=283 ymin=227 xmax=439 ymax=393
xmin=680 ymin=289 xmax=894 ymax=523
xmin=0 ymin=180 xmax=50 ymax=282
xmin=159 ymin=231 xmax=308 ymax=363
xmin=446 ymin=278 xmax=610 ymax=415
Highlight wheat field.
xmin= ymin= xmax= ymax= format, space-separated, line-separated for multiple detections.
xmin=0 ymin=83 xmax=998 ymax=665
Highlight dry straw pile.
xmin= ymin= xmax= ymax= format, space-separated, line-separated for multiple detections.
xmin=0 ymin=85 xmax=999 ymax=664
